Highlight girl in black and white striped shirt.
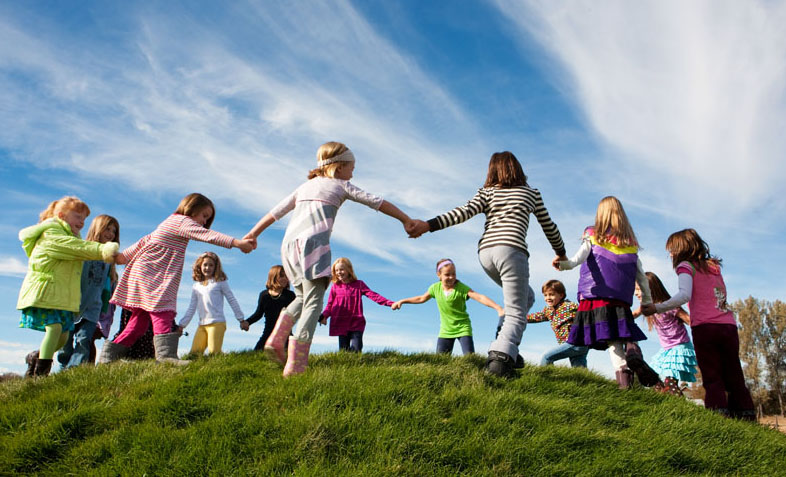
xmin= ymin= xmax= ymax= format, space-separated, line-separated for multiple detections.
xmin=409 ymin=151 xmax=566 ymax=377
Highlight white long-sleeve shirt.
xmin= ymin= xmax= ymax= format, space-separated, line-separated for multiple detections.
xmin=178 ymin=279 xmax=244 ymax=328
xmin=654 ymin=273 xmax=692 ymax=313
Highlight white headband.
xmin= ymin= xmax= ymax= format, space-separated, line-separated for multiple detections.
xmin=436 ymin=259 xmax=454 ymax=272
xmin=317 ymin=149 xmax=355 ymax=167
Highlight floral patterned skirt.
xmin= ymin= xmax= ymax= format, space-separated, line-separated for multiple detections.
xmin=19 ymin=307 xmax=75 ymax=332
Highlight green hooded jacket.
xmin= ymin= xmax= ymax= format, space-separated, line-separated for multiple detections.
xmin=16 ymin=218 xmax=119 ymax=313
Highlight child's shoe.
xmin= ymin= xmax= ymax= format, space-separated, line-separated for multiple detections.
xmin=615 ymin=368 xmax=633 ymax=389
xmin=625 ymin=343 xmax=660 ymax=387
xmin=485 ymin=351 xmax=515 ymax=378
xmin=283 ymin=338 xmax=311 ymax=378
xmin=264 ymin=312 xmax=294 ymax=365
xmin=153 ymin=333 xmax=189 ymax=366
xmin=24 ymin=350 xmax=39 ymax=378
xmin=33 ymin=358 xmax=53 ymax=377
xmin=96 ymin=340 xmax=130 ymax=364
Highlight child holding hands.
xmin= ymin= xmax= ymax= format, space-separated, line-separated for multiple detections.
xmin=319 ymin=257 xmax=394 ymax=353
xmin=177 ymin=252 xmax=244 ymax=355
xmin=243 ymin=265 xmax=296 ymax=351
xmin=18 ymin=197 xmax=119 ymax=377
xmin=244 ymin=142 xmax=414 ymax=377
xmin=99 ymin=193 xmax=254 ymax=365
xmin=527 ymin=279 xmax=589 ymax=368
xmin=392 ymin=258 xmax=504 ymax=356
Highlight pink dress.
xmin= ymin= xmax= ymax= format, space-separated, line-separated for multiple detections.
xmin=321 ymin=280 xmax=393 ymax=336
xmin=111 ymin=214 xmax=234 ymax=313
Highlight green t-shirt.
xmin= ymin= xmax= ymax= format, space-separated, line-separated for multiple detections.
xmin=428 ymin=281 xmax=472 ymax=338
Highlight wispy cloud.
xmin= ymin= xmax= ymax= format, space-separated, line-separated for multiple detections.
xmin=493 ymin=0 xmax=786 ymax=220
xmin=0 ymin=256 xmax=27 ymax=277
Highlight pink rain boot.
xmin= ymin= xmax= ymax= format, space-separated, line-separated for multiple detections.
xmin=264 ymin=312 xmax=294 ymax=365
xmin=283 ymin=338 xmax=311 ymax=378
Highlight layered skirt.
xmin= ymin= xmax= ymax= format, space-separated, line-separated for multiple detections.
xmin=651 ymin=342 xmax=698 ymax=382
xmin=567 ymin=298 xmax=646 ymax=350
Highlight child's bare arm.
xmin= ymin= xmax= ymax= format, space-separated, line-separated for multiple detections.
xmin=391 ymin=292 xmax=431 ymax=310
xmin=245 ymin=212 xmax=276 ymax=240
xmin=467 ymin=290 xmax=504 ymax=316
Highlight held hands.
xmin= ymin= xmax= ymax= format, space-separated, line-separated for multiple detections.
xmin=115 ymin=253 xmax=128 ymax=265
xmin=391 ymin=301 xmax=403 ymax=310
xmin=240 ymin=320 xmax=250 ymax=331
xmin=551 ymin=255 xmax=567 ymax=271
xmin=640 ymin=304 xmax=657 ymax=316
xmin=235 ymin=237 xmax=257 ymax=254
xmin=406 ymin=219 xmax=430 ymax=239
xmin=318 ymin=314 xmax=327 ymax=325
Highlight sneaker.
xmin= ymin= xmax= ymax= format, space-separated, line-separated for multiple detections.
xmin=485 ymin=351 xmax=515 ymax=378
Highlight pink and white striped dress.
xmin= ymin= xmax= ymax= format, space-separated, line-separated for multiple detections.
xmin=270 ymin=177 xmax=383 ymax=286
xmin=110 ymin=214 xmax=234 ymax=313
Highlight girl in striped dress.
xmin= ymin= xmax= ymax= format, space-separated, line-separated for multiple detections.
xmin=408 ymin=151 xmax=567 ymax=378
xmin=245 ymin=141 xmax=414 ymax=377
xmin=99 ymin=193 xmax=255 ymax=365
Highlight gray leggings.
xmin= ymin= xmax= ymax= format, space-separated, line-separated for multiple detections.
xmin=286 ymin=277 xmax=330 ymax=343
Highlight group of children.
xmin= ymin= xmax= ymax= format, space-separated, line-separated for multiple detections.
xmin=15 ymin=142 xmax=755 ymax=420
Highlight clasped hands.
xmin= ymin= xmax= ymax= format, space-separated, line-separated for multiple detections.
xmin=404 ymin=219 xmax=429 ymax=238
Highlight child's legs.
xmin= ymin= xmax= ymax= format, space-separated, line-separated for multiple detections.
xmin=39 ymin=323 xmax=65 ymax=360
xmin=67 ymin=319 xmax=98 ymax=367
xmin=113 ymin=308 xmax=152 ymax=346
xmin=458 ymin=336 xmax=475 ymax=355
xmin=284 ymin=284 xmax=305 ymax=322
xmin=436 ymin=338 xmax=455 ymax=354
xmin=479 ymin=246 xmax=534 ymax=359
xmin=715 ymin=324 xmax=755 ymax=413
xmin=348 ymin=331 xmax=364 ymax=352
xmin=190 ymin=325 xmax=208 ymax=354
xmin=57 ymin=329 xmax=75 ymax=368
xmin=205 ymin=322 xmax=227 ymax=354
xmin=292 ymin=278 xmax=329 ymax=343
xmin=150 ymin=311 xmax=177 ymax=335
xmin=607 ymin=341 xmax=627 ymax=371
xmin=337 ymin=335 xmax=351 ymax=351
xmin=691 ymin=324 xmax=728 ymax=410
xmin=542 ymin=342 xmax=587 ymax=367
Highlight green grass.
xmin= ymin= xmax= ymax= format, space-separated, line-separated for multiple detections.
xmin=1 ymin=352 xmax=785 ymax=476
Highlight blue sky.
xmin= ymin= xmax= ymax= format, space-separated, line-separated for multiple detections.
xmin=2 ymin=1 xmax=785 ymax=378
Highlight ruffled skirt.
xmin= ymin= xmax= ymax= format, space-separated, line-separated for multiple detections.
xmin=567 ymin=298 xmax=646 ymax=350
xmin=651 ymin=342 xmax=698 ymax=382
xmin=19 ymin=307 xmax=75 ymax=332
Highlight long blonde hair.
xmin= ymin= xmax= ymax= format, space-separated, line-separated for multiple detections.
xmin=85 ymin=214 xmax=120 ymax=284
xmin=593 ymin=196 xmax=638 ymax=247
xmin=330 ymin=257 xmax=357 ymax=283
xmin=39 ymin=196 xmax=90 ymax=223
xmin=192 ymin=252 xmax=227 ymax=284
xmin=308 ymin=141 xmax=349 ymax=179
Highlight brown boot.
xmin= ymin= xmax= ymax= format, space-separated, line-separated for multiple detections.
xmin=24 ymin=350 xmax=39 ymax=378
xmin=33 ymin=358 xmax=53 ymax=377
xmin=615 ymin=368 xmax=633 ymax=389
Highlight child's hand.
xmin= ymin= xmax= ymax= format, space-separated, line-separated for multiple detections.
xmin=632 ymin=307 xmax=642 ymax=318
xmin=235 ymin=237 xmax=256 ymax=254
xmin=240 ymin=320 xmax=250 ymax=331
xmin=318 ymin=314 xmax=327 ymax=325
xmin=175 ymin=325 xmax=184 ymax=336
xmin=407 ymin=220 xmax=429 ymax=239
xmin=115 ymin=253 xmax=128 ymax=265
xmin=551 ymin=255 xmax=565 ymax=271
xmin=641 ymin=304 xmax=657 ymax=316
xmin=391 ymin=301 xmax=402 ymax=310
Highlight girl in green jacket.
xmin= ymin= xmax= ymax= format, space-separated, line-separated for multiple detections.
xmin=17 ymin=197 xmax=119 ymax=377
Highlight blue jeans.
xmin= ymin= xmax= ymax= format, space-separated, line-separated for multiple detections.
xmin=436 ymin=336 xmax=475 ymax=355
xmin=338 ymin=331 xmax=364 ymax=352
xmin=57 ymin=318 xmax=98 ymax=369
xmin=541 ymin=342 xmax=589 ymax=368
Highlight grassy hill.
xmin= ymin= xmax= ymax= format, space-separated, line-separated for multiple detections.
xmin=1 ymin=352 xmax=785 ymax=476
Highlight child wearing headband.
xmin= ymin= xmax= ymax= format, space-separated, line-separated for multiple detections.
xmin=393 ymin=258 xmax=504 ymax=355
xmin=244 ymin=141 xmax=414 ymax=377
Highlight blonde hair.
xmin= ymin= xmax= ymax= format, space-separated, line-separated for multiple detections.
xmin=192 ymin=252 xmax=227 ymax=284
xmin=39 ymin=196 xmax=90 ymax=223
xmin=308 ymin=142 xmax=349 ymax=179
xmin=331 ymin=257 xmax=357 ymax=283
xmin=593 ymin=196 xmax=638 ymax=247
xmin=175 ymin=193 xmax=215 ymax=229
xmin=266 ymin=265 xmax=289 ymax=293
xmin=85 ymin=214 xmax=120 ymax=284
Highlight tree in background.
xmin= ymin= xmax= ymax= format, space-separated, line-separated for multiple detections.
xmin=732 ymin=297 xmax=786 ymax=416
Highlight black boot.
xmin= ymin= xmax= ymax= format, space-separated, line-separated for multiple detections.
xmin=485 ymin=351 xmax=515 ymax=378
xmin=33 ymin=358 xmax=53 ymax=377
xmin=24 ymin=350 xmax=39 ymax=378
xmin=625 ymin=343 xmax=660 ymax=387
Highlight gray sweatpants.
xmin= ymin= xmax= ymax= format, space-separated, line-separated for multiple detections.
xmin=286 ymin=277 xmax=330 ymax=343
xmin=478 ymin=245 xmax=535 ymax=358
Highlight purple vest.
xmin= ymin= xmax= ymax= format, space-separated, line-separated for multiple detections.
xmin=577 ymin=228 xmax=638 ymax=305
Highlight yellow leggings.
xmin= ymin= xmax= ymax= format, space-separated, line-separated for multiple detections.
xmin=190 ymin=322 xmax=227 ymax=355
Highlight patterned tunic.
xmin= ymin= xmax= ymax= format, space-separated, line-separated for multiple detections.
xmin=111 ymin=214 xmax=234 ymax=313
xmin=270 ymin=177 xmax=383 ymax=286
xmin=526 ymin=300 xmax=578 ymax=344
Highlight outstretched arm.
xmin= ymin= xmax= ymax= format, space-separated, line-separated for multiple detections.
xmin=245 ymin=212 xmax=276 ymax=241
xmin=391 ymin=292 xmax=431 ymax=310
xmin=378 ymin=200 xmax=416 ymax=234
xmin=468 ymin=290 xmax=504 ymax=316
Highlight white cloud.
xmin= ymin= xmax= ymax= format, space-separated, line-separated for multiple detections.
xmin=493 ymin=0 xmax=786 ymax=220
xmin=0 ymin=256 xmax=27 ymax=277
